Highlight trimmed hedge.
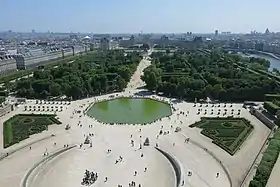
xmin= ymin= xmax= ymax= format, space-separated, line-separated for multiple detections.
xmin=249 ymin=129 xmax=280 ymax=187
xmin=0 ymin=69 xmax=33 ymax=84
xmin=3 ymin=114 xmax=61 ymax=148
xmin=265 ymin=94 xmax=280 ymax=102
xmin=264 ymin=101 xmax=280 ymax=115
xmin=256 ymin=69 xmax=280 ymax=82
xmin=0 ymin=96 xmax=5 ymax=104
xmin=189 ymin=117 xmax=253 ymax=155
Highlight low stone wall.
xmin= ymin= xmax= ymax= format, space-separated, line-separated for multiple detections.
xmin=155 ymin=147 xmax=183 ymax=187
xmin=250 ymin=108 xmax=276 ymax=130
xmin=21 ymin=145 xmax=76 ymax=187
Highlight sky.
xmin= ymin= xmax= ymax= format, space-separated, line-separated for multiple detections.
xmin=1 ymin=0 xmax=280 ymax=33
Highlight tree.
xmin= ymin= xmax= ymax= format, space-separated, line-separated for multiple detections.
xmin=116 ymin=75 xmax=126 ymax=91
xmin=141 ymin=66 xmax=161 ymax=91
xmin=66 ymin=84 xmax=83 ymax=99
xmin=118 ymin=66 xmax=131 ymax=82
xmin=13 ymin=50 xmax=141 ymax=100
xmin=141 ymin=50 xmax=278 ymax=102
xmin=275 ymin=110 xmax=280 ymax=126
xmin=249 ymin=180 xmax=262 ymax=187
xmin=49 ymin=83 xmax=62 ymax=96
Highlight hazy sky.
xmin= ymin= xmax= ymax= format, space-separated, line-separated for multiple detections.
xmin=1 ymin=0 xmax=279 ymax=33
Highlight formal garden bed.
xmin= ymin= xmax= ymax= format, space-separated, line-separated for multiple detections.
xmin=189 ymin=117 xmax=253 ymax=155
xmin=3 ymin=114 xmax=61 ymax=148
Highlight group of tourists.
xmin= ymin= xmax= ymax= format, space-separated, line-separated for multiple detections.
xmin=129 ymin=181 xmax=141 ymax=187
xmin=115 ymin=156 xmax=123 ymax=164
xmin=81 ymin=170 xmax=98 ymax=186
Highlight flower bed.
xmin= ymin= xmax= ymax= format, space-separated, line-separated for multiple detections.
xmin=3 ymin=114 xmax=61 ymax=148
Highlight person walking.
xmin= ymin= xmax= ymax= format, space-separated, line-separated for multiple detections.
xmin=216 ymin=172 xmax=219 ymax=178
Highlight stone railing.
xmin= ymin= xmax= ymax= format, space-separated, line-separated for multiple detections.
xmin=21 ymin=145 xmax=76 ymax=187
xmin=0 ymin=134 xmax=54 ymax=161
xmin=155 ymin=147 xmax=183 ymax=187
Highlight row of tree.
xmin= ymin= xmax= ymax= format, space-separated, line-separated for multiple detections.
xmin=141 ymin=50 xmax=279 ymax=102
xmin=249 ymin=129 xmax=280 ymax=187
xmin=13 ymin=50 xmax=141 ymax=100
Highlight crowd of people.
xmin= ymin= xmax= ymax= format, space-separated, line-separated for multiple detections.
xmin=81 ymin=170 xmax=98 ymax=186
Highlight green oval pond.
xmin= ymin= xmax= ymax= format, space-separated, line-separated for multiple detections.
xmin=86 ymin=98 xmax=172 ymax=124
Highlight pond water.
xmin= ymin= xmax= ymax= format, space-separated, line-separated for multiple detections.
xmin=86 ymin=98 xmax=172 ymax=124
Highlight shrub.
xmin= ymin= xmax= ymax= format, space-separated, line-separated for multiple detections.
xmin=264 ymin=101 xmax=280 ymax=115
xmin=265 ymin=94 xmax=280 ymax=102
xmin=249 ymin=129 xmax=280 ymax=186
xmin=249 ymin=179 xmax=262 ymax=187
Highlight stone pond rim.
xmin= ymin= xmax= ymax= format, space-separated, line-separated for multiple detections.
xmin=86 ymin=97 xmax=172 ymax=124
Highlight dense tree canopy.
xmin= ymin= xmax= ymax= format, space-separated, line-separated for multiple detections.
xmin=14 ymin=50 xmax=141 ymax=100
xmin=142 ymin=50 xmax=279 ymax=102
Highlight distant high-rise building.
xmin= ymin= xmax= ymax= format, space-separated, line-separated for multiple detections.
xmin=193 ymin=36 xmax=203 ymax=44
xmin=215 ymin=30 xmax=219 ymax=36
xmin=100 ymin=37 xmax=110 ymax=51
xmin=32 ymin=29 xmax=35 ymax=34
xmin=221 ymin=32 xmax=231 ymax=35
xmin=161 ymin=35 xmax=169 ymax=41
xmin=129 ymin=35 xmax=135 ymax=41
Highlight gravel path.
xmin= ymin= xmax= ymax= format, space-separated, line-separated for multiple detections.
xmin=125 ymin=58 xmax=151 ymax=91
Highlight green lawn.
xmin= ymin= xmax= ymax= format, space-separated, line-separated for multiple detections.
xmin=3 ymin=114 xmax=61 ymax=148
xmin=189 ymin=117 xmax=253 ymax=155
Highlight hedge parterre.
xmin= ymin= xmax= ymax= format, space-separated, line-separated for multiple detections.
xmin=189 ymin=117 xmax=253 ymax=155
xmin=3 ymin=114 xmax=61 ymax=148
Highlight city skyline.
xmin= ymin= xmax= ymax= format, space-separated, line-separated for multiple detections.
xmin=1 ymin=0 xmax=280 ymax=33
